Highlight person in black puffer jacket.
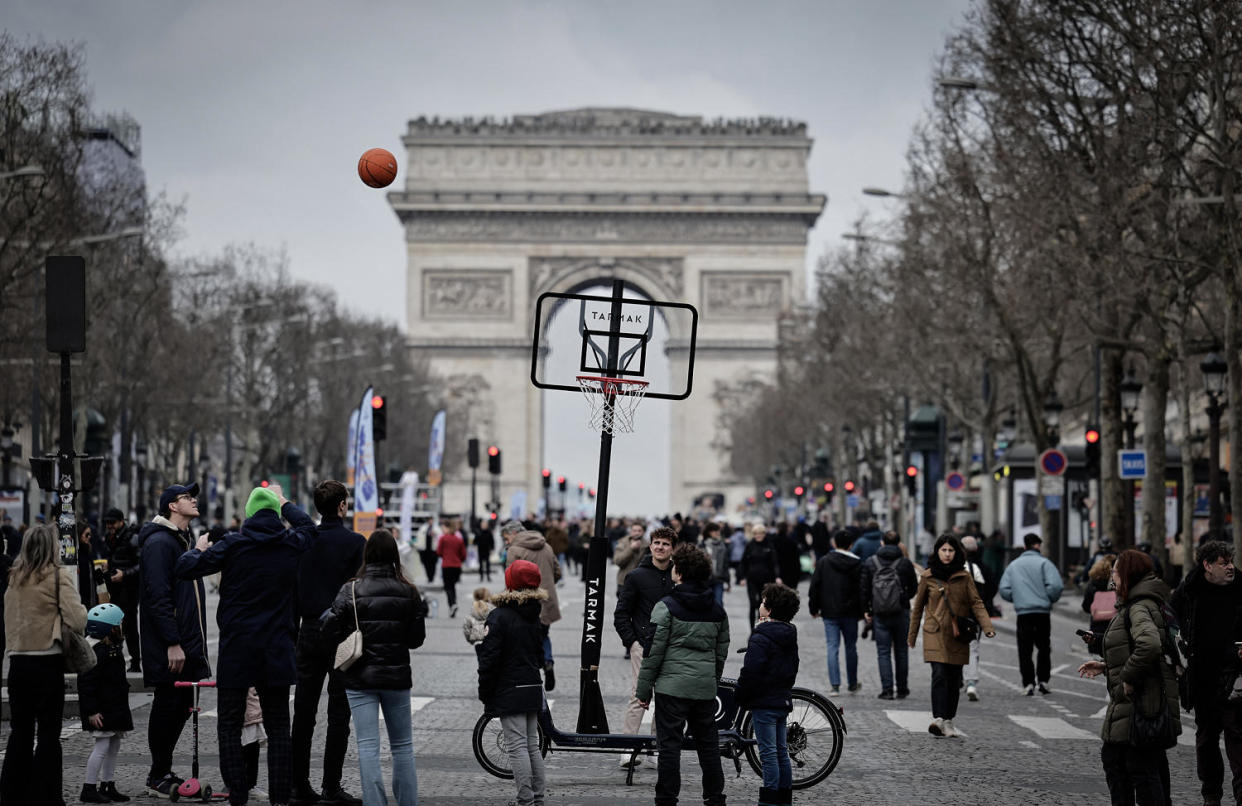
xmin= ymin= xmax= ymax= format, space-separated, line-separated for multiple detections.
xmin=478 ymin=560 xmax=549 ymax=806
xmin=808 ymin=533 xmax=863 ymax=694
xmin=321 ymin=529 xmax=427 ymax=806
xmin=740 ymin=524 xmax=781 ymax=630
xmin=736 ymin=582 xmax=800 ymax=806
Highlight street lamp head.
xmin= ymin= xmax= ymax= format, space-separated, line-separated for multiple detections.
xmin=862 ymin=187 xmax=898 ymax=198
xmin=937 ymin=76 xmax=981 ymax=90
xmin=1201 ymin=350 xmax=1228 ymax=400
xmin=1120 ymin=365 xmax=1143 ymax=415
xmin=1190 ymin=428 xmax=1207 ymax=461
xmin=1042 ymin=390 xmax=1064 ymax=430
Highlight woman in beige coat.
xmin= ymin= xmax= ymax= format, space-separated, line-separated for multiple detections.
xmin=1 ymin=523 xmax=89 ymax=803
xmin=907 ymin=533 xmax=994 ymax=738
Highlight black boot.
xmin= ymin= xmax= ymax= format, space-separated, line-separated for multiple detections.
xmin=758 ymin=786 xmax=778 ymax=806
xmin=80 ymin=783 xmax=110 ymax=804
xmin=779 ymin=787 xmax=793 ymax=804
xmin=289 ymin=781 xmax=321 ymax=805
xmin=544 ymin=662 xmax=556 ymax=692
xmin=99 ymin=782 xmax=130 ymax=802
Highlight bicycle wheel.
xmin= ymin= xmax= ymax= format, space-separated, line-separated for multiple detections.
xmin=472 ymin=713 xmax=550 ymax=779
xmin=742 ymin=690 xmax=844 ymax=789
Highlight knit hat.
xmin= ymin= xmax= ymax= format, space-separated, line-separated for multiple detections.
xmin=505 ymin=559 xmax=541 ymax=591
xmin=245 ymin=486 xmax=281 ymax=518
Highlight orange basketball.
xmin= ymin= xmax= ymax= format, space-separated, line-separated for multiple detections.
xmin=357 ymin=147 xmax=398 ymax=188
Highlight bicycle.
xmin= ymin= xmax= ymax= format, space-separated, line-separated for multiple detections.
xmin=472 ymin=677 xmax=845 ymax=789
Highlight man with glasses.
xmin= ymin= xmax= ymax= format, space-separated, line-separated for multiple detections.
xmin=137 ymin=483 xmax=212 ymax=798
xmin=1172 ymin=540 xmax=1242 ymax=806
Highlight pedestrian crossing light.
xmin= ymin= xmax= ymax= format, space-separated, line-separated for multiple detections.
xmin=557 ymin=475 xmax=567 ymax=492
xmin=488 ymin=446 xmax=501 ymax=475
xmin=794 ymin=485 xmax=805 ymax=497
xmin=371 ymin=395 xmax=387 ymax=441
xmin=823 ymin=482 xmax=834 ymax=492
xmin=905 ymin=465 xmax=918 ymax=494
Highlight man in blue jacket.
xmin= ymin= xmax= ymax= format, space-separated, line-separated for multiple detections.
xmin=999 ymin=533 xmax=1064 ymax=695
xmin=175 ymin=483 xmax=318 ymax=806
xmin=290 ymin=480 xmax=365 ymax=806
xmin=138 ymin=482 xmax=212 ymax=797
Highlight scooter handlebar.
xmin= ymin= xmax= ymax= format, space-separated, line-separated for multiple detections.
xmin=173 ymin=680 xmax=217 ymax=688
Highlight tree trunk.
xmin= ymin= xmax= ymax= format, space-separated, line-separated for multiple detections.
xmin=1101 ymin=349 xmax=1127 ymax=547
xmin=1228 ymin=297 xmax=1242 ymax=558
xmin=1179 ymin=359 xmax=1196 ymax=576
xmin=1141 ymin=357 xmax=1170 ymax=568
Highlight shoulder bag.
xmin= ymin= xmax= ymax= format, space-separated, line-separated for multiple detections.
xmin=334 ymin=581 xmax=364 ymax=671
xmin=936 ymin=582 xmax=980 ymax=643
xmin=1123 ymin=602 xmax=1178 ymax=749
xmin=56 ymin=567 xmax=97 ymax=674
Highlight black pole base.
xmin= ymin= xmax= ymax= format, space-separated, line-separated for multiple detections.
xmin=576 ymin=667 xmax=610 ymax=734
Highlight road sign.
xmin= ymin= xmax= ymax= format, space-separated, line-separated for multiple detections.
xmin=1044 ymin=494 xmax=1063 ymax=511
xmin=1119 ymin=450 xmax=1147 ymax=479
xmin=1039 ymin=473 xmax=1063 ymax=496
xmin=946 ymin=471 xmax=966 ymax=492
xmin=847 ymin=494 xmax=859 ymax=509
xmin=1038 ymin=448 xmax=1068 ymax=476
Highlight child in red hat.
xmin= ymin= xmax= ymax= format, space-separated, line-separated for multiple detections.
xmin=478 ymin=560 xmax=548 ymax=806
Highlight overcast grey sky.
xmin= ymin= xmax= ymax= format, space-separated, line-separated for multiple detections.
xmin=8 ymin=0 xmax=972 ymax=324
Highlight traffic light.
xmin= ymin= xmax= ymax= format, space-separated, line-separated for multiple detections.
xmin=542 ymin=468 xmax=552 ymax=488
xmin=794 ymin=485 xmax=805 ymax=498
xmin=371 ymin=395 xmax=387 ymax=441
xmin=763 ymin=489 xmax=774 ymax=500
xmin=487 ymin=445 xmax=501 ymax=475
xmin=843 ymin=480 xmax=856 ymax=493
xmin=905 ymin=465 xmax=918 ymax=495
xmin=588 ymin=488 xmax=596 ymax=498
xmin=578 ymin=481 xmax=585 ymax=493
xmin=823 ymin=481 xmax=834 ymax=493
xmin=557 ymin=475 xmax=567 ymax=492
xmin=468 ymin=438 xmax=480 ymax=469
xmin=1084 ymin=425 xmax=1101 ymax=477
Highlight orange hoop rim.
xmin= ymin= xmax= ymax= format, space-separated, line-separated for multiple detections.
xmin=575 ymin=374 xmax=649 ymax=392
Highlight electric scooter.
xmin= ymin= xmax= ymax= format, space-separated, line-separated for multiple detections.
xmin=170 ymin=680 xmax=217 ymax=803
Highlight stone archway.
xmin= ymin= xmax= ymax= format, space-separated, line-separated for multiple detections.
xmin=389 ymin=108 xmax=824 ymax=516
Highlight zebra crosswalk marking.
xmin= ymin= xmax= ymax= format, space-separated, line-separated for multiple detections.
xmin=1007 ymin=715 xmax=1096 ymax=740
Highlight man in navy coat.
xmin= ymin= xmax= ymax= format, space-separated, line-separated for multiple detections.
xmin=176 ymin=483 xmax=317 ymax=806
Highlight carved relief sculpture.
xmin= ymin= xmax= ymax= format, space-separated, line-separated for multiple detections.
xmin=423 ymin=270 xmax=512 ymax=318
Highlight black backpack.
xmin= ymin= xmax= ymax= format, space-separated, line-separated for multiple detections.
xmin=871 ymin=556 xmax=905 ymax=616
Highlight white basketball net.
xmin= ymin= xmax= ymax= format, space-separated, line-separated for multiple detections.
xmin=576 ymin=375 xmax=649 ymax=434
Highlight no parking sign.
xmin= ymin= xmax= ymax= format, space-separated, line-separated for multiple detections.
xmin=1038 ymin=448 xmax=1068 ymax=476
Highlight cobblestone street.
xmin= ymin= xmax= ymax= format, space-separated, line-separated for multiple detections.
xmin=42 ymin=562 xmax=1203 ymax=805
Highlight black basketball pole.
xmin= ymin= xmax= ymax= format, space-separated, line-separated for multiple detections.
xmin=576 ymin=278 xmax=625 ymax=734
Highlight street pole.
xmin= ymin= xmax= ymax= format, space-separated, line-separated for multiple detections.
xmin=1208 ymin=397 xmax=1225 ymax=536
xmin=470 ymin=466 xmax=477 ymax=531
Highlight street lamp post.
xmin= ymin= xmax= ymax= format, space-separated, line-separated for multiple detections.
xmin=1043 ymin=391 xmax=1064 ymax=448
xmin=1119 ymin=366 xmax=1143 ymax=545
xmin=1201 ymin=350 xmax=1228 ymax=537
xmin=1042 ymin=390 xmax=1065 ymax=568
xmin=135 ymin=443 xmax=147 ymax=520
xmin=0 ymin=425 xmax=14 ymax=489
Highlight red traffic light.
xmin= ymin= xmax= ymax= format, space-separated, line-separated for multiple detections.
xmin=578 ymin=481 xmax=585 ymax=490
xmin=260 ymin=479 xmax=269 ymax=488
xmin=556 ymin=475 xmax=566 ymax=485
xmin=747 ymin=496 xmax=756 ymax=505
xmin=588 ymin=488 xmax=596 ymax=497
xmin=487 ymin=445 xmax=499 ymax=456
xmin=371 ymin=395 xmax=384 ymax=409
xmin=490 ymin=512 xmax=498 ymax=520
xmin=541 ymin=468 xmax=551 ymax=478
xmin=794 ymin=485 xmax=805 ymax=496
xmin=1085 ymin=427 xmax=1101 ymax=444
xmin=375 ymin=507 xmax=383 ymax=516
xmin=824 ymin=482 xmax=834 ymax=493
xmin=844 ymin=480 xmax=856 ymax=492
xmin=905 ymin=465 xmax=918 ymax=478
xmin=763 ymin=489 xmax=774 ymax=499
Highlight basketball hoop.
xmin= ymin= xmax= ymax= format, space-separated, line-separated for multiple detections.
xmin=576 ymin=375 xmax=649 ymax=434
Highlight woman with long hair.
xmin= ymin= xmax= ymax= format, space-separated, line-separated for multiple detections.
xmin=322 ymin=529 xmax=427 ymax=806
xmin=1078 ymin=549 xmax=1179 ymax=805
xmin=907 ymin=533 xmax=995 ymax=738
xmin=1 ymin=523 xmax=89 ymax=803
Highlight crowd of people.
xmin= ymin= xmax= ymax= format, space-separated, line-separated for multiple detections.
xmin=3 ymin=489 xmax=1240 ymax=806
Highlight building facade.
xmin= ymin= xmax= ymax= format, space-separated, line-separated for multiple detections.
xmin=389 ymin=107 xmax=824 ymax=515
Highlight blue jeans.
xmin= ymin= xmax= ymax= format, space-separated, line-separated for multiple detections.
xmin=751 ymin=708 xmax=791 ymax=793
xmin=872 ymin=611 xmax=911 ymax=695
xmin=346 ymin=689 xmax=418 ymax=806
xmin=822 ymin=618 xmax=858 ymax=688
xmin=711 ymin=581 xmax=725 ymax=607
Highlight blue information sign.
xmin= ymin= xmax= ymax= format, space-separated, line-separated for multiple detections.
xmin=1118 ymin=450 xmax=1147 ymax=480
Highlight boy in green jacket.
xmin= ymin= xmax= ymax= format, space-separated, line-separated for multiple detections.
xmin=636 ymin=543 xmax=730 ymax=806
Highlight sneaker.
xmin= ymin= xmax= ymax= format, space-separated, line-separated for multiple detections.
xmin=319 ymin=785 xmax=362 ymax=806
xmin=80 ymin=784 xmax=111 ymax=804
xmin=896 ymin=689 xmax=910 ymax=699
xmin=1038 ymin=682 xmax=1050 ymax=695
xmin=289 ymin=783 xmax=321 ymax=806
xmin=877 ymin=690 xmax=895 ymax=700
xmin=829 ymin=685 xmax=840 ymax=697
xmin=544 ymin=662 xmax=556 ymax=692
xmin=145 ymin=774 xmax=184 ymax=799
xmin=450 ymin=605 xmax=458 ymax=618
xmin=1024 ymin=684 xmax=1036 ymax=696
xmin=848 ymin=683 xmax=862 ymax=694
xmin=928 ymin=718 xmax=944 ymax=736
xmin=251 ymin=787 xmax=270 ymax=801
xmin=966 ymin=683 xmax=978 ymax=701
xmin=942 ymin=719 xmax=962 ymax=738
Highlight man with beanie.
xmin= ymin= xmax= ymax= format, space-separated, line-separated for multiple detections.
xmin=999 ymin=533 xmax=1063 ymax=695
xmin=290 ymin=481 xmax=365 ymax=806
xmin=478 ymin=559 xmax=549 ymax=806
xmin=103 ymin=507 xmax=143 ymax=671
xmin=614 ymin=527 xmax=676 ymax=761
xmin=502 ymin=519 xmax=562 ymax=691
xmin=137 ymin=482 xmax=212 ymax=797
xmin=175 ymin=483 xmax=318 ymax=806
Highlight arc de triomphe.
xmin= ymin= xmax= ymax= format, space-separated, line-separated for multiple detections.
xmin=388 ymin=108 xmax=824 ymax=516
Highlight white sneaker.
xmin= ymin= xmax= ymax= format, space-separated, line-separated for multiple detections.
xmin=942 ymin=719 xmax=961 ymax=738
xmin=1024 ymin=683 xmax=1036 ymax=696
xmin=966 ymin=683 xmax=978 ymax=701
xmin=928 ymin=717 xmax=944 ymax=736
xmin=250 ymin=786 xmax=269 ymax=800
